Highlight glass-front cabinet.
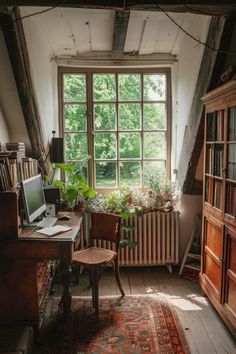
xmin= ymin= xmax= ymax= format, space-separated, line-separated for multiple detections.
xmin=201 ymin=80 xmax=236 ymax=338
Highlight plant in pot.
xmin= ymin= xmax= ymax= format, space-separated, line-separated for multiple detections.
xmin=52 ymin=162 xmax=96 ymax=212
xmin=143 ymin=170 xmax=179 ymax=212
xmin=88 ymin=188 xmax=142 ymax=249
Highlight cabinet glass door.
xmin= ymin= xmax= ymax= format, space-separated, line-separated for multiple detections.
xmin=226 ymin=107 xmax=236 ymax=218
xmin=205 ymin=111 xmax=224 ymax=211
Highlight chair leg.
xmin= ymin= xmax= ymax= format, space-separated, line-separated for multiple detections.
xmin=114 ymin=258 xmax=125 ymax=297
xmin=91 ymin=266 xmax=100 ymax=319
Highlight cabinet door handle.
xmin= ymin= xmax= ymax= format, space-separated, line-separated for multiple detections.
xmin=218 ymin=256 xmax=224 ymax=262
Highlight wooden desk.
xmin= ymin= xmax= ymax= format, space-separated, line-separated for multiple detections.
xmin=0 ymin=212 xmax=82 ymax=327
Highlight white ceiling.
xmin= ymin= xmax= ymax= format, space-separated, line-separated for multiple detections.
xmin=19 ymin=7 xmax=209 ymax=59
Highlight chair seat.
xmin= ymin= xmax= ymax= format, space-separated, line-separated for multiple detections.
xmin=73 ymin=247 xmax=116 ymax=266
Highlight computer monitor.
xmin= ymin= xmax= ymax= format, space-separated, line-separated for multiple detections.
xmin=20 ymin=174 xmax=47 ymax=223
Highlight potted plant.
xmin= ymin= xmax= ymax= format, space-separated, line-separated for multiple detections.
xmin=88 ymin=188 xmax=142 ymax=249
xmin=143 ymin=170 xmax=179 ymax=212
xmin=52 ymin=162 xmax=96 ymax=212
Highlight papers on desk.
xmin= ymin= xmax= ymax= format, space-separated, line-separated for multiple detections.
xmin=35 ymin=225 xmax=72 ymax=236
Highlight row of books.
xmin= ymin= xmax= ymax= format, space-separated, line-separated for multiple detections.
xmin=205 ymin=145 xmax=214 ymax=175
xmin=213 ymin=181 xmax=223 ymax=210
xmin=214 ymin=146 xmax=223 ymax=177
xmin=0 ymin=157 xmax=13 ymax=192
xmin=228 ymin=107 xmax=236 ymax=141
xmin=206 ymin=111 xmax=224 ymax=142
xmin=0 ymin=145 xmax=38 ymax=191
xmin=226 ymin=183 xmax=236 ymax=217
xmin=205 ymin=177 xmax=223 ymax=210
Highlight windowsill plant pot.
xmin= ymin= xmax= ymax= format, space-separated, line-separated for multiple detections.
xmin=51 ymin=162 xmax=96 ymax=213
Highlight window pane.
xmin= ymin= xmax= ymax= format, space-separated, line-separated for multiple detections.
xmin=95 ymin=162 xmax=116 ymax=187
xmin=120 ymin=161 xmax=141 ymax=186
xmin=144 ymin=103 xmax=166 ymax=130
xmin=65 ymin=104 xmax=86 ymax=131
xmin=94 ymin=104 xmax=116 ymax=130
xmin=94 ymin=133 xmax=116 ymax=159
xmin=119 ymin=133 xmax=141 ymax=158
xmin=119 ymin=103 xmax=141 ymax=130
xmin=93 ymin=74 xmax=115 ymax=101
xmin=144 ymin=132 xmax=166 ymax=158
xmin=64 ymin=74 xmax=86 ymax=102
xmin=65 ymin=133 xmax=87 ymax=160
xmin=65 ymin=162 xmax=88 ymax=183
xmin=118 ymin=74 xmax=140 ymax=101
xmin=143 ymin=161 xmax=166 ymax=182
xmin=143 ymin=74 xmax=166 ymax=101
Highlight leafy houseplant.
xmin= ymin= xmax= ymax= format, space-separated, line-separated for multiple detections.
xmin=87 ymin=188 xmax=142 ymax=249
xmin=52 ymin=162 xmax=96 ymax=211
xmin=142 ymin=170 xmax=178 ymax=212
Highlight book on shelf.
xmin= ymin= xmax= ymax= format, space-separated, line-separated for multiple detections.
xmin=206 ymin=112 xmax=215 ymax=141
xmin=0 ymin=157 xmax=13 ymax=191
xmin=226 ymin=183 xmax=236 ymax=217
xmin=206 ymin=145 xmax=214 ymax=174
xmin=214 ymin=145 xmax=223 ymax=177
xmin=5 ymin=142 xmax=26 ymax=157
xmin=228 ymin=107 xmax=236 ymax=141
xmin=216 ymin=110 xmax=224 ymax=141
xmin=213 ymin=181 xmax=223 ymax=210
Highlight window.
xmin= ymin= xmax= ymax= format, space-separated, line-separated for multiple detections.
xmin=59 ymin=68 xmax=171 ymax=189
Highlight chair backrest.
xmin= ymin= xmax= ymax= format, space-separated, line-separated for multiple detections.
xmin=90 ymin=212 xmax=122 ymax=251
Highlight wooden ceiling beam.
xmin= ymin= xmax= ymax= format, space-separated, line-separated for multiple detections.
xmin=1 ymin=1 xmax=236 ymax=16
xmin=178 ymin=15 xmax=236 ymax=195
xmin=112 ymin=10 xmax=130 ymax=59
xmin=0 ymin=8 xmax=48 ymax=173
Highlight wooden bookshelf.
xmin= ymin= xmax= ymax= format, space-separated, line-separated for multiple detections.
xmin=201 ymin=80 xmax=236 ymax=338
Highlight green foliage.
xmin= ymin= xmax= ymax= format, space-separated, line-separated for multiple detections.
xmin=143 ymin=169 xmax=178 ymax=210
xmin=52 ymin=161 xmax=96 ymax=208
xmin=63 ymin=72 xmax=167 ymax=187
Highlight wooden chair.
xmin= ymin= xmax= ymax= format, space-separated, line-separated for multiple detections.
xmin=72 ymin=212 xmax=125 ymax=317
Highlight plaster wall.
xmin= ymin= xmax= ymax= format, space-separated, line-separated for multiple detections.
xmin=171 ymin=14 xmax=209 ymax=259
xmin=0 ymin=30 xmax=29 ymax=148
xmin=0 ymin=105 xmax=10 ymax=144
xmin=21 ymin=16 xmax=58 ymax=146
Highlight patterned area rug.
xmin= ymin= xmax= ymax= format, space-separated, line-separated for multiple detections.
xmin=42 ymin=295 xmax=189 ymax=354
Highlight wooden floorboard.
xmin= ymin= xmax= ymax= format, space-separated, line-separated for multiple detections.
xmin=37 ymin=266 xmax=236 ymax=354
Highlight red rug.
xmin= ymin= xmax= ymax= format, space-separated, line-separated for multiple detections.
xmin=42 ymin=296 xmax=190 ymax=354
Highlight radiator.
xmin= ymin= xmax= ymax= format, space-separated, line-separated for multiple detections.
xmin=80 ymin=210 xmax=180 ymax=268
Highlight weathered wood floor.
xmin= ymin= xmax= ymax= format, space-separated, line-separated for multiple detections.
xmin=38 ymin=267 xmax=236 ymax=354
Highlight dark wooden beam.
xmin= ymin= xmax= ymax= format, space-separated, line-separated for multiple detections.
xmin=1 ymin=1 xmax=236 ymax=16
xmin=112 ymin=10 xmax=130 ymax=59
xmin=178 ymin=15 xmax=236 ymax=195
xmin=0 ymin=8 xmax=48 ymax=173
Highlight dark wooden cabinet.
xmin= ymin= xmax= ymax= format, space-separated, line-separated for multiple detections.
xmin=201 ymin=80 xmax=236 ymax=337
xmin=0 ymin=259 xmax=55 ymax=328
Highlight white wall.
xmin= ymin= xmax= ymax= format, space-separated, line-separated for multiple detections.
xmin=171 ymin=14 xmax=209 ymax=259
xmin=0 ymin=30 xmax=29 ymax=148
xmin=0 ymin=105 xmax=10 ymax=144
xmin=172 ymin=14 xmax=210 ymax=173
xmin=21 ymin=15 xmax=58 ymax=145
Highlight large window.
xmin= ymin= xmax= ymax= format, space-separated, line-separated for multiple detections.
xmin=59 ymin=68 xmax=171 ymax=189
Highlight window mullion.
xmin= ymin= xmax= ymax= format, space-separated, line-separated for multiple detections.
xmin=116 ymin=72 xmax=119 ymax=187
xmin=141 ymin=73 xmax=144 ymax=187
xmin=87 ymin=71 xmax=94 ymax=187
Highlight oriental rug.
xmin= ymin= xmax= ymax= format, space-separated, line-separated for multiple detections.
xmin=42 ymin=295 xmax=190 ymax=354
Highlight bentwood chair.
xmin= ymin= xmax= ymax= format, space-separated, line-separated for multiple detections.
xmin=73 ymin=212 xmax=125 ymax=317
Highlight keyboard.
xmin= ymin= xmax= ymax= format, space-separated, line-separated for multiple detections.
xmin=37 ymin=216 xmax=58 ymax=229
